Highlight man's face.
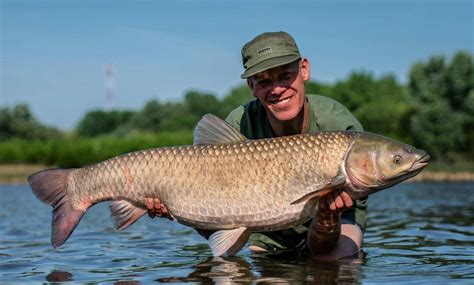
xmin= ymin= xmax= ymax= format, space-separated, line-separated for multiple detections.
xmin=248 ymin=59 xmax=311 ymax=122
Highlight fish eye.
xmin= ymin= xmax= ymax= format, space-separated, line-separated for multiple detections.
xmin=393 ymin=154 xmax=403 ymax=165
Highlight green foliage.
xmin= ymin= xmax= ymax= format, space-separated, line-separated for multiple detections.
xmin=408 ymin=51 xmax=473 ymax=161
xmin=316 ymin=72 xmax=412 ymax=142
xmin=76 ymin=109 xmax=133 ymax=137
xmin=185 ymin=90 xmax=224 ymax=119
xmin=0 ymin=132 xmax=193 ymax=168
xmin=1 ymin=51 xmax=472 ymax=166
xmin=220 ymin=85 xmax=253 ymax=116
xmin=0 ymin=104 xmax=61 ymax=140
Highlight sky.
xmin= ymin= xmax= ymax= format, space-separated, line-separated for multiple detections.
xmin=1 ymin=0 xmax=473 ymax=130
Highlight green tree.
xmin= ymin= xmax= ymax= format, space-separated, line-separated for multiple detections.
xmin=125 ymin=100 xmax=166 ymax=133
xmin=330 ymin=71 xmax=378 ymax=111
xmin=76 ymin=110 xmax=133 ymax=137
xmin=0 ymin=104 xmax=61 ymax=140
xmin=320 ymin=72 xmax=411 ymax=141
xmin=184 ymin=90 xmax=223 ymax=119
xmin=220 ymin=85 xmax=253 ymax=117
xmin=408 ymin=51 xmax=473 ymax=161
xmin=305 ymin=81 xmax=333 ymax=98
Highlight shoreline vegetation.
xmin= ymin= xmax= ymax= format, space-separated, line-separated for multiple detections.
xmin=1 ymin=164 xmax=473 ymax=185
xmin=2 ymin=51 xmax=472 ymax=185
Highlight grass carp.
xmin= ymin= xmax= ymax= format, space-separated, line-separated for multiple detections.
xmin=28 ymin=114 xmax=429 ymax=257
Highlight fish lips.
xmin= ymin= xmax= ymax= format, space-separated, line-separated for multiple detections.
xmin=411 ymin=152 xmax=430 ymax=171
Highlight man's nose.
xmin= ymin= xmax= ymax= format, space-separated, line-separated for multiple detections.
xmin=270 ymin=82 xmax=286 ymax=96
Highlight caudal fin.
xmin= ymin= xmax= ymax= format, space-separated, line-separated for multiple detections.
xmin=28 ymin=168 xmax=85 ymax=248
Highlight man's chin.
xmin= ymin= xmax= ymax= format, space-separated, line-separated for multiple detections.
xmin=269 ymin=109 xmax=300 ymax=122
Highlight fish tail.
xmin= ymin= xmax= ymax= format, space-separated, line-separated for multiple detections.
xmin=28 ymin=168 xmax=85 ymax=248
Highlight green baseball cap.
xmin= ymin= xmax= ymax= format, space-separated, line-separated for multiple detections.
xmin=240 ymin=31 xmax=301 ymax=79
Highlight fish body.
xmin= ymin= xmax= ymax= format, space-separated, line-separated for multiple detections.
xmin=28 ymin=114 xmax=429 ymax=256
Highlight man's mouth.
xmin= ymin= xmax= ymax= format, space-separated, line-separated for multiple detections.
xmin=269 ymin=96 xmax=292 ymax=106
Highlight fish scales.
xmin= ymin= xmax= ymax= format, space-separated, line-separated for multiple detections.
xmin=28 ymin=114 xmax=430 ymax=255
xmin=68 ymin=132 xmax=356 ymax=231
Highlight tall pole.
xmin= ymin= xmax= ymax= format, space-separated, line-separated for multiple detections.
xmin=104 ymin=63 xmax=116 ymax=110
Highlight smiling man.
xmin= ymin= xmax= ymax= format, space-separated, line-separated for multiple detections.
xmin=148 ymin=31 xmax=368 ymax=259
xmin=224 ymin=31 xmax=368 ymax=258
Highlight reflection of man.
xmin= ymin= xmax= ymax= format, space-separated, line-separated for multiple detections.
xmin=149 ymin=31 xmax=367 ymax=259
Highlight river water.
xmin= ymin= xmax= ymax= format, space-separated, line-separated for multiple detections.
xmin=0 ymin=183 xmax=473 ymax=284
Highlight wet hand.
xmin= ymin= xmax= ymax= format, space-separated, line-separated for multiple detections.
xmin=319 ymin=190 xmax=353 ymax=213
xmin=146 ymin=197 xmax=172 ymax=220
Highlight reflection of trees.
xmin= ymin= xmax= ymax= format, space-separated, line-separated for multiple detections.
xmin=46 ymin=270 xmax=73 ymax=283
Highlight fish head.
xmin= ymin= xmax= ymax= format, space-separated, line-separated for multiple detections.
xmin=345 ymin=132 xmax=430 ymax=198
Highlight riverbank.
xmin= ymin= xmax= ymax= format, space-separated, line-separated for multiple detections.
xmin=408 ymin=171 xmax=474 ymax=182
xmin=0 ymin=164 xmax=50 ymax=184
xmin=1 ymin=164 xmax=474 ymax=185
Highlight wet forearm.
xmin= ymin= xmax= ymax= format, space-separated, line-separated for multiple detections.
xmin=307 ymin=204 xmax=342 ymax=255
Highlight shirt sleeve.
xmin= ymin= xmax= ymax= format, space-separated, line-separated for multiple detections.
xmin=225 ymin=106 xmax=245 ymax=131
xmin=313 ymin=95 xmax=364 ymax=132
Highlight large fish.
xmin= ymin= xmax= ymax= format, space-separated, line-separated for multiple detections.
xmin=28 ymin=114 xmax=429 ymax=257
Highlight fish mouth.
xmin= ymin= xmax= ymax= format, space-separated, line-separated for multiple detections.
xmin=411 ymin=152 xmax=430 ymax=171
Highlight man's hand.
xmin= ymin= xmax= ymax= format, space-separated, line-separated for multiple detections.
xmin=307 ymin=189 xmax=361 ymax=258
xmin=146 ymin=197 xmax=172 ymax=220
xmin=320 ymin=189 xmax=353 ymax=213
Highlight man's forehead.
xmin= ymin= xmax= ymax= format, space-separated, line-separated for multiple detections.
xmin=252 ymin=61 xmax=299 ymax=80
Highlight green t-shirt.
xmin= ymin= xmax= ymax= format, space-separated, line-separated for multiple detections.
xmin=225 ymin=94 xmax=368 ymax=251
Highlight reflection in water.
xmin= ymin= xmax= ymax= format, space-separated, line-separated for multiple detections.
xmin=45 ymin=270 xmax=73 ymax=282
xmin=158 ymin=257 xmax=254 ymax=283
xmin=1 ymin=183 xmax=473 ymax=283
xmin=157 ymin=251 xmax=365 ymax=284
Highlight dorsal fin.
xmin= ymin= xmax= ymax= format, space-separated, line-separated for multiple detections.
xmin=193 ymin=114 xmax=247 ymax=145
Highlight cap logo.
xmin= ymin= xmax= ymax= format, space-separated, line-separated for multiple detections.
xmin=258 ymin=47 xmax=272 ymax=55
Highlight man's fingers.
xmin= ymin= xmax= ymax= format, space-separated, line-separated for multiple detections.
xmin=340 ymin=191 xmax=353 ymax=208
xmin=322 ymin=190 xmax=353 ymax=212
xmin=146 ymin=197 xmax=172 ymax=219
xmin=146 ymin=197 xmax=154 ymax=210
xmin=326 ymin=192 xmax=337 ymax=211
xmin=333 ymin=191 xmax=345 ymax=209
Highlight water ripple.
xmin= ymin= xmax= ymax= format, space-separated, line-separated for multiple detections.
xmin=0 ymin=183 xmax=473 ymax=283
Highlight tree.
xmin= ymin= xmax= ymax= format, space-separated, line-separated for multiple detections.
xmin=184 ymin=90 xmax=223 ymax=119
xmin=408 ymin=51 xmax=473 ymax=161
xmin=220 ymin=85 xmax=253 ymax=117
xmin=0 ymin=104 xmax=61 ymax=140
xmin=76 ymin=110 xmax=133 ymax=137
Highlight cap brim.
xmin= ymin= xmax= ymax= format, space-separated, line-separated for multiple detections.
xmin=240 ymin=55 xmax=301 ymax=79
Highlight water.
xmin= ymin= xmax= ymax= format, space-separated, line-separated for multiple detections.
xmin=0 ymin=183 xmax=473 ymax=284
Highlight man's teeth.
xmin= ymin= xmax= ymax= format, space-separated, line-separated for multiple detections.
xmin=271 ymin=97 xmax=290 ymax=105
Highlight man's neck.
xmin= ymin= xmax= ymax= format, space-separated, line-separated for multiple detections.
xmin=268 ymin=99 xmax=309 ymax=137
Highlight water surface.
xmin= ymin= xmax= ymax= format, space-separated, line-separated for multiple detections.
xmin=0 ymin=183 xmax=473 ymax=283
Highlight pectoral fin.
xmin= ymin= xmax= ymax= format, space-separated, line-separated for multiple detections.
xmin=208 ymin=227 xmax=251 ymax=257
xmin=110 ymin=200 xmax=147 ymax=230
xmin=290 ymin=174 xmax=347 ymax=205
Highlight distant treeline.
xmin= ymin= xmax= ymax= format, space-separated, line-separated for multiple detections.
xmin=0 ymin=51 xmax=472 ymax=167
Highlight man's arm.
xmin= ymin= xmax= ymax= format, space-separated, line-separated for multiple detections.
xmin=307 ymin=190 xmax=363 ymax=259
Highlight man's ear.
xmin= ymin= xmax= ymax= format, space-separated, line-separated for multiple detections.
xmin=300 ymin=58 xmax=311 ymax=81
xmin=247 ymin=78 xmax=257 ymax=97
xmin=247 ymin=78 xmax=254 ymax=89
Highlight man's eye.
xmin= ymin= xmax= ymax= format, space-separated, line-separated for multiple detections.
xmin=279 ymin=72 xmax=296 ymax=82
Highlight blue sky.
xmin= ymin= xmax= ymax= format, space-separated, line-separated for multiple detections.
xmin=1 ymin=0 xmax=472 ymax=130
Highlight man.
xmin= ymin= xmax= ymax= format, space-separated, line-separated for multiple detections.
xmin=149 ymin=31 xmax=367 ymax=259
